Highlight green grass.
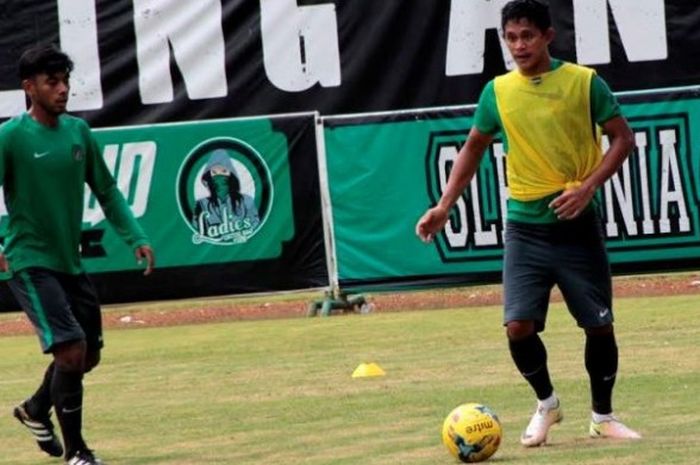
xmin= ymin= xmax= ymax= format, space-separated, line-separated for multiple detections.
xmin=0 ymin=294 xmax=698 ymax=464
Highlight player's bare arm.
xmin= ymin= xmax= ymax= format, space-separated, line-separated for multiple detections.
xmin=549 ymin=115 xmax=634 ymax=220
xmin=416 ymin=127 xmax=493 ymax=242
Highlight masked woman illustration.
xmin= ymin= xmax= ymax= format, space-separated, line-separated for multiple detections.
xmin=192 ymin=149 xmax=260 ymax=241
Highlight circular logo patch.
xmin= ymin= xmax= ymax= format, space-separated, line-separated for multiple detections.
xmin=176 ymin=138 xmax=273 ymax=245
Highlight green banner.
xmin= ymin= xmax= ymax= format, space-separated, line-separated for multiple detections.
xmin=324 ymin=112 xmax=501 ymax=284
xmin=604 ymin=98 xmax=700 ymax=263
xmin=325 ymin=93 xmax=700 ymax=287
xmin=84 ymin=117 xmax=294 ymax=272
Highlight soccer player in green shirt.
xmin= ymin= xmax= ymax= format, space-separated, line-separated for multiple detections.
xmin=0 ymin=44 xmax=155 ymax=465
xmin=416 ymin=0 xmax=641 ymax=447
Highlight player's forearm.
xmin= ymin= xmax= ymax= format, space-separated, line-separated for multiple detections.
xmin=437 ymin=130 xmax=491 ymax=210
xmin=97 ymin=184 xmax=150 ymax=247
xmin=582 ymin=121 xmax=635 ymax=193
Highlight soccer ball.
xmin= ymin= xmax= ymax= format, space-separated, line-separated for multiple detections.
xmin=441 ymin=403 xmax=502 ymax=463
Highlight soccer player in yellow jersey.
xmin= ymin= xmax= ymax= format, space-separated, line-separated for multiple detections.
xmin=416 ymin=0 xmax=641 ymax=447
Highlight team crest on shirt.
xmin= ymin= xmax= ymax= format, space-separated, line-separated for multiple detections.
xmin=175 ymin=138 xmax=272 ymax=246
xmin=72 ymin=144 xmax=84 ymax=161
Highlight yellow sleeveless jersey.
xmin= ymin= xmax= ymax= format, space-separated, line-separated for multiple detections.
xmin=494 ymin=62 xmax=602 ymax=201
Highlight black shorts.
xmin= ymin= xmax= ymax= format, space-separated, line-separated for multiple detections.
xmin=9 ymin=268 xmax=103 ymax=354
xmin=503 ymin=211 xmax=613 ymax=331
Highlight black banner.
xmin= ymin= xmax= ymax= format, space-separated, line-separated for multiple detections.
xmin=0 ymin=0 xmax=696 ymax=307
xmin=0 ymin=1 xmax=696 ymax=126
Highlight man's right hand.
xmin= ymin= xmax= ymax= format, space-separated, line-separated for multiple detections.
xmin=415 ymin=205 xmax=450 ymax=243
xmin=0 ymin=253 xmax=9 ymax=273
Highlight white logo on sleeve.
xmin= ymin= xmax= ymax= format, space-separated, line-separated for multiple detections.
xmin=598 ymin=308 xmax=610 ymax=318
xmin=33 ymin=151 xmax=50 ymax=159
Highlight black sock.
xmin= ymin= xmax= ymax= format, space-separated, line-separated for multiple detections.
xmin=51 ymin=368 xmax=86 ymax=456
xmin=585 ymin=331 xmax=618 ymax=414
xmin=508 ymin=333 xmax=554 ymax=400
xmin=26 ymin=361 xmax=55 ymax=418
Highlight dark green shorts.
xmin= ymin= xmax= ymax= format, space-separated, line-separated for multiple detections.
xmin=503 ymin=211 xmax=613 ymax=331
xmin=9 ymin=268 xmax=103 ymax=353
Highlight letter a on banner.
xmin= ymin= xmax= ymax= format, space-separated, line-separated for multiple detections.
xmin=260 ymin=0 xmax=341 ymax=91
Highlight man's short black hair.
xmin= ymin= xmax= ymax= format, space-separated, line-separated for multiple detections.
xmin=18 ymin=44 xmax=74 ymax=80
xmin=501 ymin=0 xmax=552 ymax=32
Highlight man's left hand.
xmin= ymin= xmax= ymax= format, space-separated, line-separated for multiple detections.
xmin=549 ymin=184 xmax=595 ymax=220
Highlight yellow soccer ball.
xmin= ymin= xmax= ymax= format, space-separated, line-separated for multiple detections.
xmin=442 ymin=403 xmax=502 ymax=463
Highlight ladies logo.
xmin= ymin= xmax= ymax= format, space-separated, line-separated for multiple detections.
xmin=176 ymin=138 xmax=273 ymax=245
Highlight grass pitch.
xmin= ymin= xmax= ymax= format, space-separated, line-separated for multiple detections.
xmin=0 ymin=293 xmax=698 ymax=464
